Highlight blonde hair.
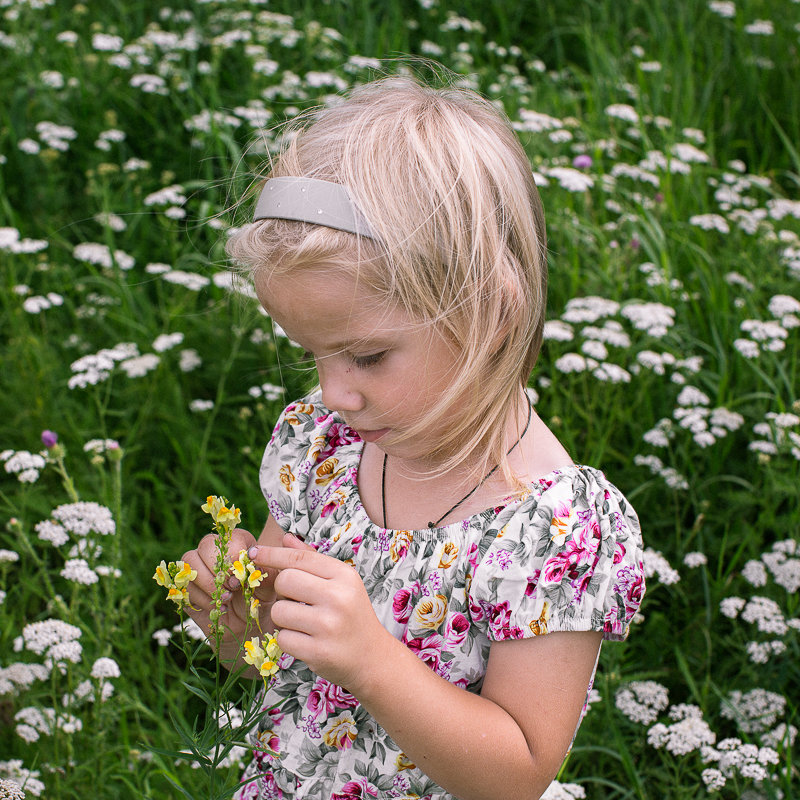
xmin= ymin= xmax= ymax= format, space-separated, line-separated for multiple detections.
xmin=228 ymin=74 xmax=548 ymax=484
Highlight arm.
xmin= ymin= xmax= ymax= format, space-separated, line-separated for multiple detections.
xmin=253 ymin=545 xmax=602 ymax=800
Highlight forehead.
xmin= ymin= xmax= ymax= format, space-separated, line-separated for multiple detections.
xmin=254 ymin=265 xmax=420 ymax=347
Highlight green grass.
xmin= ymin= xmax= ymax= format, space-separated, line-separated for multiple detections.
xmin=1 ymin=1 xmax=798 ymax=798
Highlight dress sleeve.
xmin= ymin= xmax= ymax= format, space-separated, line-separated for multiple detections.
xmin=259 ymin=392 xmax=363 ymax=538
xmin=468 ymin=467 xmax=645 ymax=643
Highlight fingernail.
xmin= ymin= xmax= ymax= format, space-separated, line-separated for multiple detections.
xmin=248 ymin=546 xmax=258 ymax=558
xmin=221 ymin=591 xmax=232 ymax=602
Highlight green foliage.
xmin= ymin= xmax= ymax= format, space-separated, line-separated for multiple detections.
xmin=0 ymin=0 xmax=798 ymax=798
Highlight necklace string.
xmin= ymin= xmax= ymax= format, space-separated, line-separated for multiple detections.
xmin=381 ymin=399 xmax=533 ymax=530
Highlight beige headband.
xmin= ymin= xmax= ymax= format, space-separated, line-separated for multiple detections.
xmin=253 ymin=176 xmax=375 ymax=239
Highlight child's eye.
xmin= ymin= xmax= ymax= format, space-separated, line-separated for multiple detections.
xmin=352 ymin=351 xmax=387 ymax=369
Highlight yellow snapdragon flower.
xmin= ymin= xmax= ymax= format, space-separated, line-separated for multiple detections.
xmin=153 ymin=560 xmax=197 ymax=610
xmin=232 ymin=549 xmax=264 ymax=590
xmin=201 ymin=495 xmax=241 ymax=533
xmin=243 ymin=634 xmax=282 ymax=680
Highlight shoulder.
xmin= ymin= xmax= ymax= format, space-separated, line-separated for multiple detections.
xmin=471 ymin=465 xmax=644 ymax=641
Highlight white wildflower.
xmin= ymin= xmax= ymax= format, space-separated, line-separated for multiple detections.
xmin=615 ymin=680 xmax=669 ymax=724
xmin=721 ymin=689 xmax=786 ymax=733
xmin=543 ymin=320 xmax=574 ymax=342
xmin=643 ymin=548 xmax=680 ymax=584
xmin=720 ymin=596 xmax=746 ymax=618
xmin=690 ymin=214 xmax=730 ymax=233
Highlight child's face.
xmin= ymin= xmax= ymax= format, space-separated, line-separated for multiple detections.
xmin=255 ymin=265 xmax=460 ymax=466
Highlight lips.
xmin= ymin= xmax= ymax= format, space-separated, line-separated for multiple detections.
xmin=356 ymin=427 xmax=390 ymax=443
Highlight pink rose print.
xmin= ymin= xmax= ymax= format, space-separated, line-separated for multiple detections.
xmin=468 ymin=594 xmax=485 ymax=622
xmin=404 ymin=633 xmax=444 ymax=671
xmin=613 ymin=541 xmax=627 ymax=565
xmin=444 ymin=613 xmax=470 ymax=647
xmin=392 ymin=588 xmax=414 ymax=623
xmin=467 ymin=541 xmax=480 ymax=570
xmin=614 ymin=563 xmax=645 ymax=621
xmin=317 ymin=422 xmax=362 ymax=461
xmin=525 ymin=570 xmax=541 ymax=597
xmin=487 ymin=601 xmax=524 ymax=639
xmin=306 ymin=677 xmax=359 ymax=720
xmin=331 ymin=778 xmax=378 ymax=799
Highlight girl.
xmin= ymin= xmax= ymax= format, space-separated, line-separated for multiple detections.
xmin=184 ymin=75 xmax=645 ymax=800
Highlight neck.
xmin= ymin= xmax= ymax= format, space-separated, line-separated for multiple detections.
xmin=380 ymin=394 xmax=532 ymax=529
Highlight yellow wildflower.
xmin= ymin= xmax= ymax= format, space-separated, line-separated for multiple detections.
xmin=153 ymin=560 xmax=170 ymax=587
xmin=201 ymin=494 xmax=242 ymax=533
xmin=243 ymin=634 xmax=282 ymax=680
xmin=173 ymin=561 xmax=197 ymax=588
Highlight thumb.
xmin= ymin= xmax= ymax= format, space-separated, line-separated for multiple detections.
xmin=282 ymin=532 xmax=315 ymax=551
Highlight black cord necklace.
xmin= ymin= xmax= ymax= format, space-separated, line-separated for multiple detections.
xmin=381 ymin=399 xmax=533 ymax=530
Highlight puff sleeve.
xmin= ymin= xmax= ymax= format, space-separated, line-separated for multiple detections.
xmin=468 ymin=466 xmax=645 ymax=643
xmin=259 ymin=392 xmax=363 ymax=538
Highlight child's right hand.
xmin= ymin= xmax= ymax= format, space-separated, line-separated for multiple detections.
xmin=181 ymin=527 xmax=277 ymax=666
xmin=180 ymin=519 xmax=314 ymax=673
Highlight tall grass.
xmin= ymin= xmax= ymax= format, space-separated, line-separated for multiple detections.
xmin=1 ymin=1 xmax=797 ymax=798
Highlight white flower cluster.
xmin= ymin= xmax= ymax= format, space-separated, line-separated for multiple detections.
xmin=689 ymin=213 xmax=730 ymax=233
xmin=35 ymin=519 xmax=67 ymax=546
xmin=83 ymin=438 xmax=121 ymax=456
xmin=0 ymin=777 xmax=26 ymax=799
xmin=672 ymin=385 xmax=744 ymax=448
xmin=643 ymin=548 xmax=681 ymax=585
xmin=735 ymin=296 xmax=798 ymax=359
xmin=60 ymin=558 xmax=99 ymax=585
xmin=22 ymin=292 xmax=64 ymax=314
xmin=248 ymin=382 xmax=286 ymax=401
xmin=73 ymin=242 xmax=135 ymax=271
xmin=0 ymin=227 xmax=48 ymax=254
xmin=633 ymin=454 xmax=689 ymax=490
xmin=749 ymin=410 xmax=800 ymax=460
xmin=69 ymin=342 xmax=155 ymax=389
xmin=152 ymin=332 xmax=184 ymax=352
xmin=0 ymin=662 xmax=49 ymax=696
xmin=1 ymin=450 xmax=46 ymax=483
xmin=615 ymin=680 xmax=669 ymax=724
xmin=50 ymin=501 xmax=115 ymax=537
xmin=539 ymin=780 xmax=586 ymax=800
xmin=0 ymin=761 xmax=44 ymax=798
xmin=701 ymin=738 xmax=780 ymax=788
xmin=620 ymin=302 xmax=675 ymax=337
xmin=18 ymin=619 xmax=82 ymax=670
xmin=647 ymin=704 xmax=716 ymax=755
xmin=721 ymin=688 xmax=786 ymax=734
xmin=14 ymin=706 xmax=82 ymax=743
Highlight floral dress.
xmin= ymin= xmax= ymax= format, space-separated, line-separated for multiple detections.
xmin=235 ymin=392 xmax=645 ymax=800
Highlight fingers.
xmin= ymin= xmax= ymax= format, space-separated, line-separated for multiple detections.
xmin=282 ymin=532 xmax=316 ymax=551
xmin=250 ymin=544 xmax=341 ymax=579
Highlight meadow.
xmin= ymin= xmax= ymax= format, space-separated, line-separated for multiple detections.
xmin=1 ymin=0 xmax=798 ymax=797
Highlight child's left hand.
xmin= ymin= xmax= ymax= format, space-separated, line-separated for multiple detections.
xmin=250 ymin=544 xmax=388 ymax=690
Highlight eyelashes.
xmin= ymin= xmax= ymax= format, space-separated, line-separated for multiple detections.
xmin=351 ymin=351 xmax=387 ymax=369
xmin=298 ymin=349 xmax=387 ymax=369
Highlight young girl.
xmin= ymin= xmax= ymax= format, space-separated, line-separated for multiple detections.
xmin=183 ymin=75 xmax=645 ymax=800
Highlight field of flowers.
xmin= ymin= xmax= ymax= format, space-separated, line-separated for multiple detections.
xmin=1 ymin=0 xmax=798 ymax=798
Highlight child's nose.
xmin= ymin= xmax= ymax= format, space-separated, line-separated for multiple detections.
xmin=318 ymin=361 xmax=365 ymax=414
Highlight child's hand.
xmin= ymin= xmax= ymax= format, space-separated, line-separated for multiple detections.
xmin=181 ymin=528 xmax=274 ymax=656
xmin=250 ymin=545 xmax=387 ymax=691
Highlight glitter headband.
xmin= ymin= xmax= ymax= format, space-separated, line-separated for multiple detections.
xmin=253 ymin=176 xmax=375 ymax=239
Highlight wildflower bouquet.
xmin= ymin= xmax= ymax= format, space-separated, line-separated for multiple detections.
xmin=153 ymin=496 xmax=283 ymax=800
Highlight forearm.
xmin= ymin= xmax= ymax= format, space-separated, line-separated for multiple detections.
xmin=349 ymin=632 xmax=556 ymax=800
